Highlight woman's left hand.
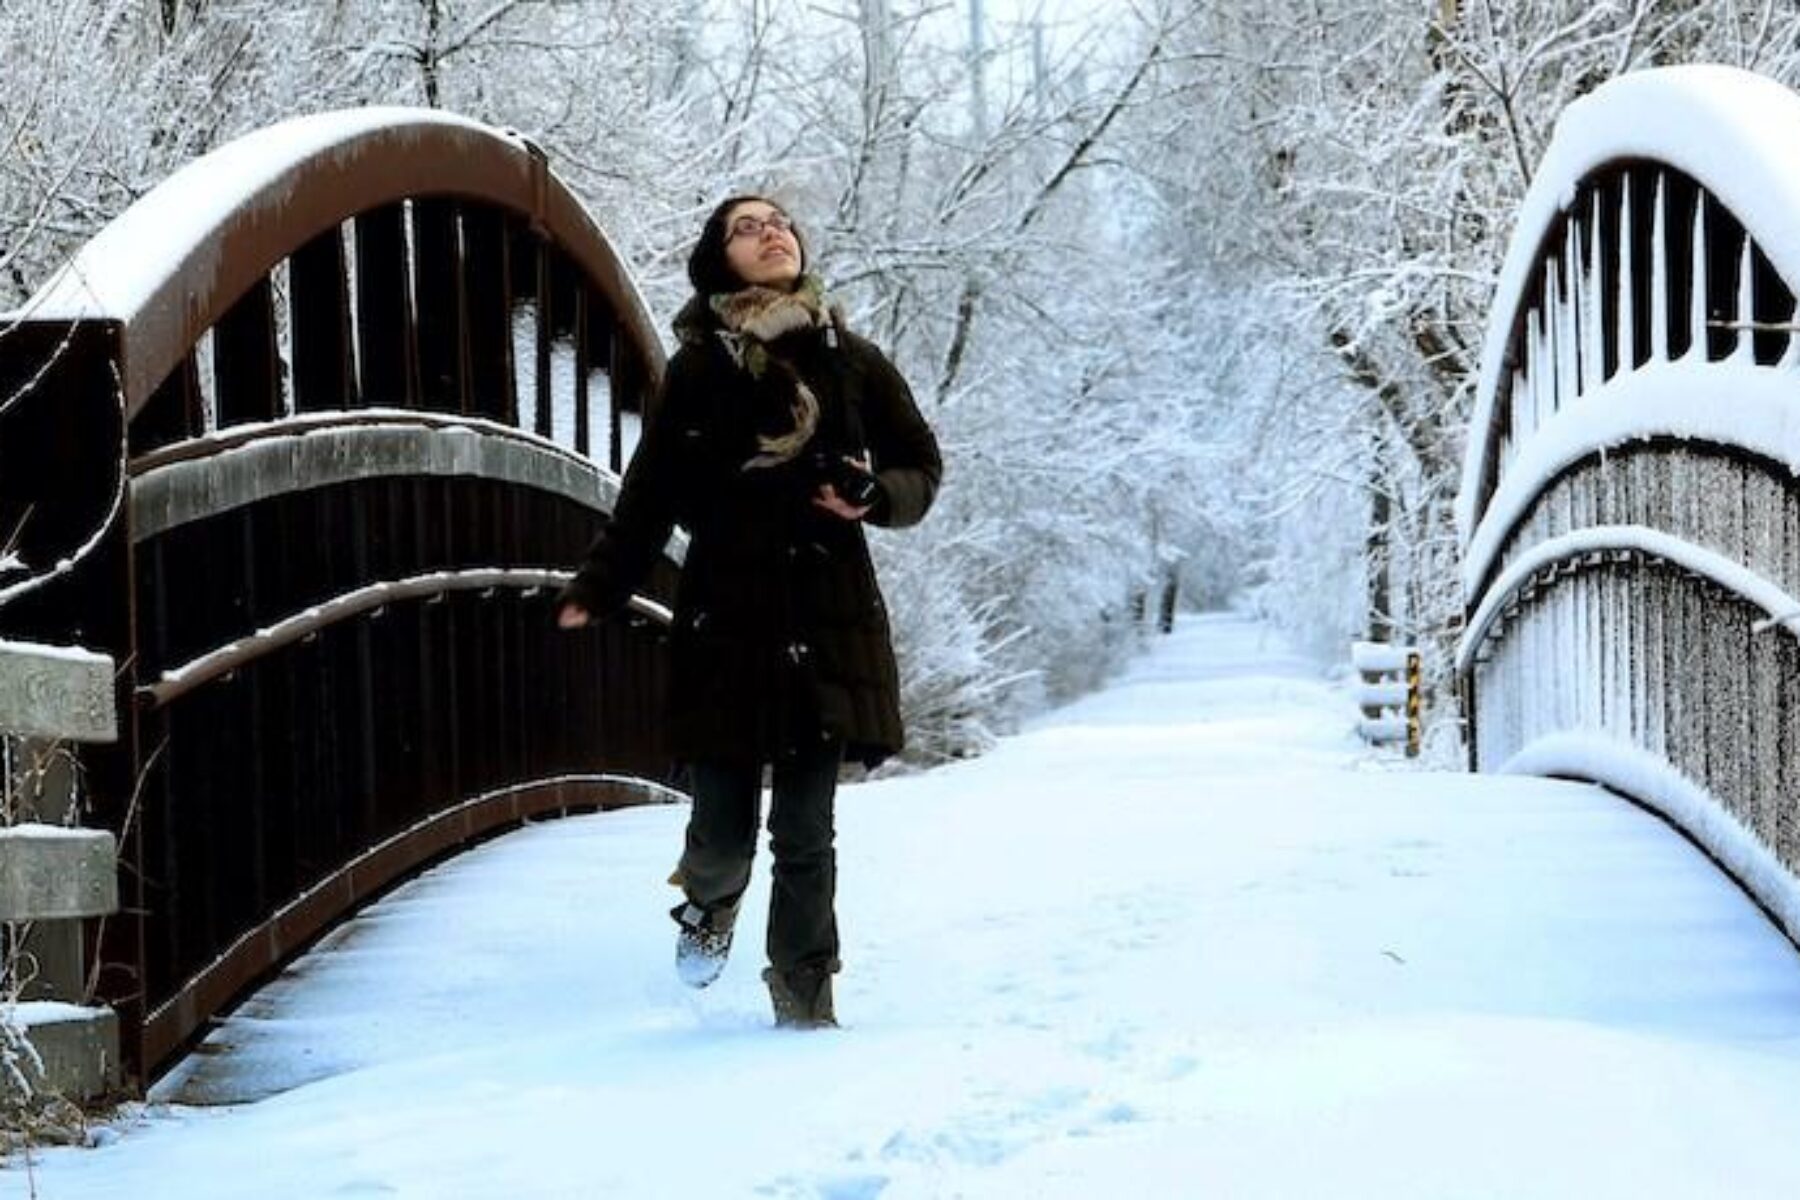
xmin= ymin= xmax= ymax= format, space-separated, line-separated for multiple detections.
xmin=811 ymin=453 xmax=875 ymax=521
xmin=812 ymin=483 xmax=873 ymax=521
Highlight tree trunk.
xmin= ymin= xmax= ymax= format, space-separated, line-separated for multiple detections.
xmin=421 ymin=0 xmax=442 ymax=108
xmin=1367 ymin=438 xmax=1393 ymax=642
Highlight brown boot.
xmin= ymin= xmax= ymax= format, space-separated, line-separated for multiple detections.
xmin=763 ymin=966 xmax=838 ymax=1029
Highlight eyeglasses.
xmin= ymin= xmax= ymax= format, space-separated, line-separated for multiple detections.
xmin=727 ymin=211 xmax=793 ymax=241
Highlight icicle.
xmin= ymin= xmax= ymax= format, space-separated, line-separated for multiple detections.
xmin=1537 ymin=270 xmax=1552 ymax=420
xmin=1542 ymin=303 xmax=1555 ymax=423
xmin=1512 ymin=363 xmax=1526 ymax=456
xmin=1557 ymin=254 xmax=1579 ymax=410
xmin=1542 ymin=265 xmax=1560 ymax=419
xmin=1582 ymin=190 xmax=1604 ymax=394
xmin=1518 ymin=313 xmax=1533 ymax=439
xmin=1650 ymin=173 xmax=1670 ymax=363
xmin=1505 ymin=358 xmax=1521 ymax=446
xmin=1580 ymin=572 xmax=1595 ymax=731
xmin=1565 ymin=217 xmax=1586 ymax=399
xmin=1689 ymin=189 xmax=1708 ymax=360
xmin=1732 ymin=231 xmax=1755 ymax=365
xmin=1617 ymin=173 xmax=1636 ymax=375
xmin=1555 ymin=586 xmax=1571 ymax=733
xmin=1507 ymin=368 xmax=1526 ymax=459
xmin=1518 ymin=314 xmax=1533 ymax=438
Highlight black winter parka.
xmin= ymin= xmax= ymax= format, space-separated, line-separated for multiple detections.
xmin=561 ymin=304 xmax=941 ymax=767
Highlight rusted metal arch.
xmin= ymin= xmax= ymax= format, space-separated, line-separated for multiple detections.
xmin=26 ymin=107 xmax=664 ymax=418
xmin=0 ymin=107 xmax=684 ymax=1088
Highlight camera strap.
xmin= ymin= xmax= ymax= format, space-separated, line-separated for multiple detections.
xmin=825 ymin=315 xmax=870 ymax=465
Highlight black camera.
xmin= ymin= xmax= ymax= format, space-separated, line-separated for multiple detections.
xmin=813 ymin=449 xmax=882 ymax=508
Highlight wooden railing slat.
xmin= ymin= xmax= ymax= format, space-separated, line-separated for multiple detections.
xmin=355 ymin=204 xmax=419 ymax=410
xmin=462 ymin=205 xmax=517 ymax=425
xmin=412 ymin=198 xmax=467 ymax=414
xmin=290 ymin=225 xmax=357 ymax=412
xmin=213 ymin=276 xmax=282 ymax=426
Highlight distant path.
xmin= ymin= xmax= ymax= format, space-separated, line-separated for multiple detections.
xmin=23 ymin=612 xmax=1800 ymax=1199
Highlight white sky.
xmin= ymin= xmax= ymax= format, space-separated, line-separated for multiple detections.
xmin=14 ymin=612 xmax=1800 ymax=1197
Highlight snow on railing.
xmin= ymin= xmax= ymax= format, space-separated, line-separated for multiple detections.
xmin=129 ymin=415 xmax=632 ymax=545
xmin=1458 ymin=66 xmax=1800 ymax=572
xmin=1351 ymin=641 xmax=1419 ymax=757
xmin=17 ymin=107 xmax=662 ymax=419
xmin=1460 ymin=360 xmax=1800 ymax=601
xmin=1458 ymin=65 xmax=1800 ymax=949
xmin=140 ymin=569 xmax=672 ymax=709
xmin=1456 ymin=525 xmax=1800 ymax=674
xmin=1501 ymin=734 xmax=1800 ymax=947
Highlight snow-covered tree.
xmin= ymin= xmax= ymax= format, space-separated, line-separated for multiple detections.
xmin=1126 ymin=0 xmax=1800 ymax=750
xmin=19 ymin=0 xmax=1800 ymax=761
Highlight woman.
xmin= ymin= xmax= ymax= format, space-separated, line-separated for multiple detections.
xmin=556 ymin=195 xmax=941 ymax=1029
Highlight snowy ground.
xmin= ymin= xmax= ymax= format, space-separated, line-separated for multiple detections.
xmin=11 ymin=612 xmax=1800 ymax=1198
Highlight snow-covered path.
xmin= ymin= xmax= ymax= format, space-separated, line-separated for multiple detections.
xmin=15 ymin=612 xmax=1800 ymax=1198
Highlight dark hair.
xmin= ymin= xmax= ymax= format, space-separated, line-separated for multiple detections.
xmin=686 ymin=194 xmax=807 ymax=295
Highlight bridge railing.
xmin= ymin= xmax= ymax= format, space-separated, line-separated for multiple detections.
xmin=0 ymin=109 xmax=680 ymax=1085
xmin=1457 ymin=66 xmax=1800 ymax=943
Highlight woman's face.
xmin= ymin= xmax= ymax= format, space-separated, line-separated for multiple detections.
xmin=721 ymin=201 xmax=802 ymax=289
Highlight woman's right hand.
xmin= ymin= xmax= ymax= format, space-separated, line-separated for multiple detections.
xmin=557 ymin=602 xmax=592 ymax=629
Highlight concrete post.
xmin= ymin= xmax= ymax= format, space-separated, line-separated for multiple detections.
xmin=0 ymin=639 xmax=122 ymax=1103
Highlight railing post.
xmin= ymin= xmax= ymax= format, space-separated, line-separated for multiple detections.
xmin=0 ymin=323 xmax=131 ymax=1105
xmin=609 ymin=323 xmax=627 ymax=473
xmin=129 ymin=352 xmax=204 ymax=456
xmin=1 ymin=643 xmax=122 ymax=1106
xmin=1352 ymin=641 xmax=1420 ymax=757
xmin=0 ymin=318 xmax=147 ymax=1089
xmin=573 ymin=285 xmax=591 ymax=456
xmin=534 ymin=238 xmax=554 ymax=439
xmin=413 ymin=198 xmax=468 ymax=414
xmin=355 ymin=205 xmax=421 ymax=409
xmin=290 ymin=225 xmax=358 ymax=411
xmin=213 ymin=276 xmax=283 ymax=425
xmin=462 ymin=205 xmax=517 ymax=425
